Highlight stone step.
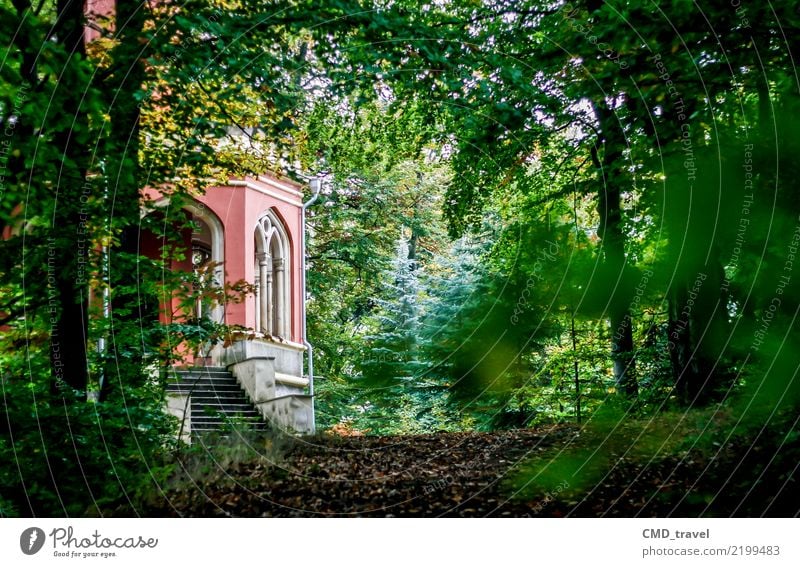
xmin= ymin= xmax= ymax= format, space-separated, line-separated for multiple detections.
xmin=171 ymin=373 xmax=234 ymax=382
xmin=168 ymin=378 xmax=240 ymax=386
xmin=191 ymin=425 xmax=261 ymax=431
xmin=192 ymin=405 xmax=260 ymax=416
xmin=166 ymin=366 xmax=266 ymax=437
xmin=192 ymin=415 xmax=261 ymax=428
xmin=191 ymin=426 xmax=267 ymax=435
xmin=191 ymin=410 xmax=262 ymax=420
xmin=188 ymin=393 xmax=251 ymax=402
xmin=172 ymin=366 xmax=229 ymax=373
xmin=192 ymin=414 xmax=261 ymax=427
xmin=167 ymin=383 xmax=242 ymax=395
xmin=169 ymin=369 xmax=232 ymax=375
xmin=191 ymin=427 xmax=267 ymax=434
xmin=168 ymin=390 xmax=244 ymax=400
xmin=168 ymin=376 xmax=239 ymax=385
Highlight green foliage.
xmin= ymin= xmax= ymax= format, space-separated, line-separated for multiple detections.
xmin=0 ymin=0 xmax=321 ymax=516
xmin=2 ymin=0 xmax=799 ymax=518
xmin=298 ymin=97 xmax=460 ymax=434
xmin=300 ymin=0 xmax=800 ymax=416
xmin=0 ymin=345 xmax=176 ymax=517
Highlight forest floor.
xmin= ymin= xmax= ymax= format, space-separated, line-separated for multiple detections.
xmin=139 ymin=410 xmax=799 ymax=517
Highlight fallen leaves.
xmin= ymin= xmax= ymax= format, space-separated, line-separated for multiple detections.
xmin=133 ymin=422 xmax=800 ymax=517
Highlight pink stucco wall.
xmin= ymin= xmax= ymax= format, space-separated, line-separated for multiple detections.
xmin=197 ymin=176 xmax=305 ymax=344
xmin=142 ymin=174 xmax=306 ymax=345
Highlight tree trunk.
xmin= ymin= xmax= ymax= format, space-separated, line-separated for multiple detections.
xmin=668 ymin=258 xmax=728 ymax=405
xmin=594 ymin=101 xmax=637 ymax=397
xmin=667 ymin=284 xmax=694 ymax=404
xmin=49 ymin=0 xmax=91 ymax=394
xmin=101 ymin=0 xmax=148 ymax=397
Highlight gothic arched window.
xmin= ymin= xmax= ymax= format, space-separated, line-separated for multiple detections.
xmin=254 ymin=211 xmax=291 ymax=338
xmin=188 ymin=210 xmax=222 ymax=322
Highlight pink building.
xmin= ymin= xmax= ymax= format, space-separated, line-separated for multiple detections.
xmin=144 ymin=175 xmax=317 ymax=435
xmin=144 ymin=175 xmax=306 ymax=343
xmin=84 ymin=1 xmax=315 ymax=434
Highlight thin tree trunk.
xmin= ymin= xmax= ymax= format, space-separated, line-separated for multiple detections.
xmin=571 ymin=315 xmax=581 ymax=422
xmin=102 ymin=0 xmax=148 ymax=397
xmin=667 ymin=284 xmax=693 ymax=403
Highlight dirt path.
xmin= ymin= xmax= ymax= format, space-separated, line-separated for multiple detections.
xmin=138 ymin=425 xmax=799 ymax=517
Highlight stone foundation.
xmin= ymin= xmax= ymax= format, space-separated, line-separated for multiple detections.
xmin=222 ymin=338 xmax=314 ymax=434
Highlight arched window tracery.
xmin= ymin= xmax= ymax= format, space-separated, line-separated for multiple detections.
xmin=254 ymin=211 xmax=290 ymax=338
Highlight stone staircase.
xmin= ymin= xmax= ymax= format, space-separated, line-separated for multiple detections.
xmin=166 ymin=366 xmax=266 ymax=436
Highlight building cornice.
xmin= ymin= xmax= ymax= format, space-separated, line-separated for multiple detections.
xmin=228 ymin=179 xmax=304 ymax=207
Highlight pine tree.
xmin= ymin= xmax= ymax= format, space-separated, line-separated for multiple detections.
xmin=357 ymin=235 xmax=425 ymax=398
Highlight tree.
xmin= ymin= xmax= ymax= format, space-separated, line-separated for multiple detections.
xmin=297 ymin=98 xmax=454 ymax=431
xmin=300 ymin=0 xmax=800 ymax=408
xmin=0 ymin=0 xmax=318 ymax=514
